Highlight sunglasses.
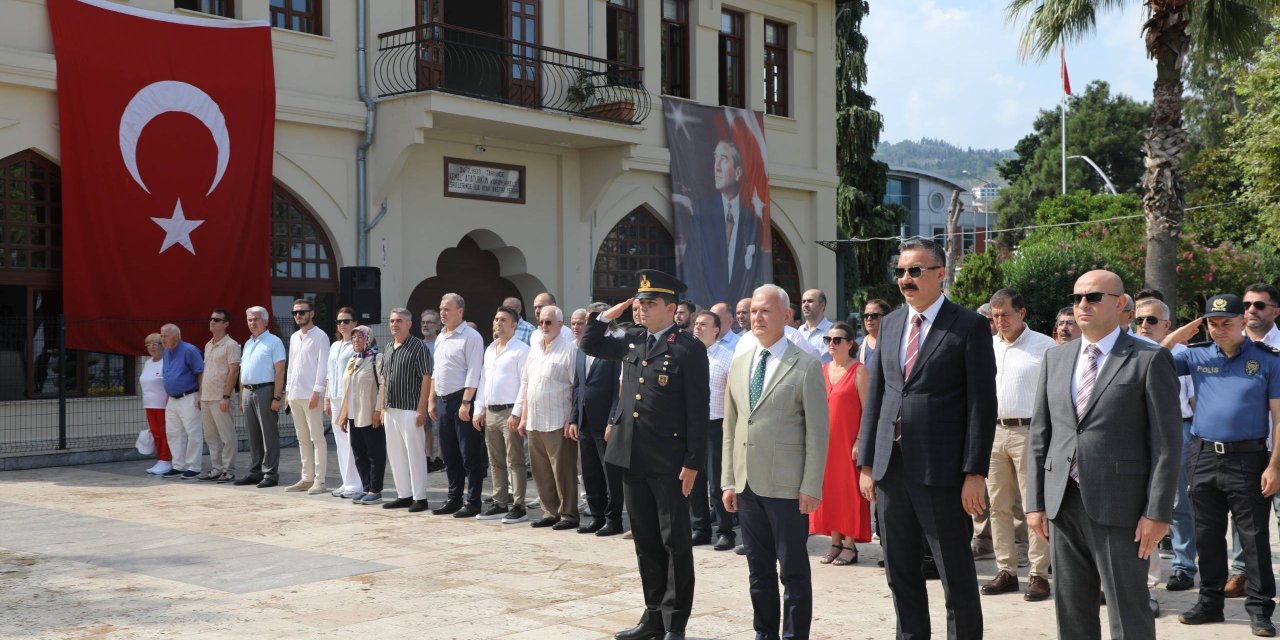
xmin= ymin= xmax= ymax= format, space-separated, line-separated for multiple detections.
xmin=1248 ymin=301 xmax=1278 ymax=311
xmin=863 ymin=313 xmax=883 ymax=321
xmin=1133 ymin=316 xmax=1163 ymax=326
xmin=821 ymin=336 xmax=850 ymax=345
xmin=336 ymin=318 xmax=355 ymax=325
xmin=893 ymin=265 xmax=944 ymax=279
xmin=291 ymin=309 xmax=312 ymax=316
xmin=208 ymin=317 xmax=226 ymax=323
xmin=1069 ymin=291 xmax=1121 ymax=305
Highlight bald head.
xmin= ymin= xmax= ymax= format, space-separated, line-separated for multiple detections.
xmin=1072 ymin=270 xmax=1126 ymax=340
xmin=709 ymin=302 xmax=734 ymax=340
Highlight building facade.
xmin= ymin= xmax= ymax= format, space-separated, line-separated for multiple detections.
xmin=885 ymin=166 xmax=993 ymax=255
xmin=0 ymin=0 xmax=836 ymax=448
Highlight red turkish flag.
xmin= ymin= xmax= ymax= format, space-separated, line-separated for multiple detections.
xmin=50 ymin=0 xmax=274 ymax=354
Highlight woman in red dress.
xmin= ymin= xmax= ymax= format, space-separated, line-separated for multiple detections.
xmin=810 ymin=321 xmax=871 ymax=565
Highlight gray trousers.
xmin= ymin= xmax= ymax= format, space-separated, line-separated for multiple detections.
xmin=243 ymin=385 xmax=280 ymax=481
xmin=1050 ymin=482 xmax=1154 ymax=640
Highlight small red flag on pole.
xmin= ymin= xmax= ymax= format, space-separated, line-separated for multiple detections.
xmin=1060 ymin=46 xmax=1072 ymax=95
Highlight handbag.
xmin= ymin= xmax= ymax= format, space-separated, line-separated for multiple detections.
xmin=135 ymin=428 xmax=155 ymax=456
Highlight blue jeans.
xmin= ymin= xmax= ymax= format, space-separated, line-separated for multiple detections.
xmin=1171 ymin=419 xmax=1197 ymax=576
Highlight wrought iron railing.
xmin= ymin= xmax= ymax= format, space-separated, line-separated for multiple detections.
xmin=375 ymin=22 xmax=652 ymax=126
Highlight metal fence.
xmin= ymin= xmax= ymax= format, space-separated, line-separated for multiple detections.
xmin=0 ymin=315 xmax=396 ymax=459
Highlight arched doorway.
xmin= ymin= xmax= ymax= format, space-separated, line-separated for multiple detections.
xmin=407 ymin=235 xmax=522 ymax=345
xmin=270 ymin=183 xmax=339 ymax=334
xmin=771 ymin=222 xmax=801 ymax=305
xmin=593 ymin=206 xmax=676 ymax=303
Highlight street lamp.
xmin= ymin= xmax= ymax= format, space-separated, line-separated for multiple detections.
xmin=1067 ymin=155 xmax=1118 ymax=196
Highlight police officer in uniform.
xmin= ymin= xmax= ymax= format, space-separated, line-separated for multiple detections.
xmin=1162 ymin=294 xmax=1280 ymax=636
xmin=581 ymin=269 xmax=710 ymax=640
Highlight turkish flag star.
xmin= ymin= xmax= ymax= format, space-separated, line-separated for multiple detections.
xmin=150 ymin=199 xmax=205 ymax=255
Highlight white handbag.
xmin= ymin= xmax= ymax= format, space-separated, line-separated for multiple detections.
xmin=135 ymin=428 xmax=155 ymax=456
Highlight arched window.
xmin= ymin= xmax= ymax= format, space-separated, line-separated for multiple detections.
xmin=270 ymin=185 xmax=339 ymax=332
xmin=593 ymin=207 xmax=676 ymax=303
xmin=771 ymin=223 xmax=800 ymax=306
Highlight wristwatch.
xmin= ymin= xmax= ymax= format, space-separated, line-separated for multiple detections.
xmin=272 ymin=395 xmax=281 ymax=401
xmin=222 ymin=394 xmax=231 ymax=400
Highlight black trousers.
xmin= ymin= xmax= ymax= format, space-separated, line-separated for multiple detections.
xmin=1190 ymin=441 xmax=1276 ymax=617
xmin=438 ymin=390 xmax=487 ymax=505
xmin=625 ymin=470 xmax=695 ymax=633
xmin=690 ymin=419 xmax=735 ymax=538
xmin=877 ymin=446 xmax=981 ymax=640
xmin=739 ymin=486 xmax=812 ymax=640
xmin=579 ymin=422 xmax=624 ymax=525
xmin=348 ymin=421 xmax=386 ymax=494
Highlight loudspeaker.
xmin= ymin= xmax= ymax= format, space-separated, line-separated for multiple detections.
xmin=339 ymin=266 xmax=382 ymax=324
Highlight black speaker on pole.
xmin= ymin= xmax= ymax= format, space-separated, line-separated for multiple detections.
xmin=339 ymin=266 xmax=382 ymax=324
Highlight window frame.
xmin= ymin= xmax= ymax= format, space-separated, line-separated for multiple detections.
xmin=763 ymin=20 xmax=789 ymax=117
xmin=660 ymin=0 xmax=690 ymax=98
xmin=269 ymin=0 xmax=323 ymax=36
xmin=606 ymin=0 xmax=640 ymax=71
xmin=175 ymin=0 xmax=235 ymax=18
xmin=719 ymin=9 xmax=745 ymax=108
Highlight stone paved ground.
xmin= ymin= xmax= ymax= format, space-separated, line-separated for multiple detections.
xmin=0 ymin=452 xmax=1271 ymax=639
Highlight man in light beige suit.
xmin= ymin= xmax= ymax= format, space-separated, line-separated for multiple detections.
xmin=723 ymin=284 xmax=829 ymax=640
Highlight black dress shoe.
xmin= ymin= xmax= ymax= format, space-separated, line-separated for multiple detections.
xmin=552 ymin=519 xmax=580 ymax=531
xmin=713 ymin=534 xmax=736 ymax=551
xmin=531 ymin=516 xmax=561 ymax=528
xmin=431 ymin=499 xmax=462 ymax=515
xmin=662 ymin=633 xmax=685 ymax=640
xmin=596 ymin=522 xmax=624 ymax=537
xmin=408 ymin=499 xmax=431 ymax=513
xmin=233 ymin=475 xmax=262 ymax=486
xmin=382 ymin=497 xmax=414 ymax=509
xmin=452 ymin=503 xmax=480 ymax=518
xmin=691 ymin=532 xmax=712 ymax=546
xmin=256 ymin=478 xmax=278 ymax=488
xmin=613 ymin=623 xmax=663 ymax=640
xmin=577 ymin=519 xmax=605 ymax=534
xmin=1178 ymin=604 xmax=1225 ymax=625
xmin=1166 ymin=570 xmax=1194 ymax=591
xmin=1251 ymin=613 xmax=1277 ymax=637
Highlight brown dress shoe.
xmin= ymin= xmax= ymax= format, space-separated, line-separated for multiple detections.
xmin=1225 ymin=574 xmax=1246 ymax=598
xmin=981 ymin=570 xmax=1020 ymax=595
xmin=1024 ymin=575 xmax=1051 ymax=601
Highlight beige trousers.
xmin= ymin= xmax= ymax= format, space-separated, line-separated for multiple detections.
xmin=987 ymin=423 xmax=1049 ymax=576
xmin=484 ymin=407 xmax=526 ymax=506
xmin=529 ymin=428 xmax=579 ymax=521
xmin=200 ymin=400 xmax=237 ymax=474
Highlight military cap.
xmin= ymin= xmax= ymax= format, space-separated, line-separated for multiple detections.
xmin=634 ymin=269 xmax=687 ymax=302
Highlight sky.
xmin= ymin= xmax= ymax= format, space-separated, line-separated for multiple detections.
xmin=863 ymin=0 xmax=1156 ymax=150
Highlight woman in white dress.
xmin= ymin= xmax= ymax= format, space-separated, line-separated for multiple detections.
xmin=324 ymin=307 xmax=360 ymax=497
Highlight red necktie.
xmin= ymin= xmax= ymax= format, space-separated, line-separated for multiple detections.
xmin=896 ymin=314 xmax=925 ymax=440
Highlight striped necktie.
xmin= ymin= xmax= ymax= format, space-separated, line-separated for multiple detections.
xmin=1070 ymin=343 xmax=1102 ymax=483
xmin=895 ymin=314 xmax=925 ymax=440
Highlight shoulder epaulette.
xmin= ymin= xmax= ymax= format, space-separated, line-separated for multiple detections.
xmin=1254 ymin=341 xmax=1280 ymax=355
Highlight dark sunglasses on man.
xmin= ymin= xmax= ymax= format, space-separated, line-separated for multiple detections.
xmin=1247 ymin=300 xmax=1278 ymax=311
xmin=208 ymin=317 xmax=227 ymax=323
xmin=893 ymin=265 xmax=943 ymax=279
xmin=292 ymin=309 xmax=311 ymax=316
xmin=1133 ymin=315 xmax=1163 ymax=326
xmin=1069 ymin=291 xmax=1121 ymax=305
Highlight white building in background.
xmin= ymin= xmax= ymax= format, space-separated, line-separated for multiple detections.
xmin=884 ymin=166 xmax=994 ymax=255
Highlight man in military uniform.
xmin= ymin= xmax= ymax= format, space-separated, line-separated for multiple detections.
xmin=1162 ymin=294 xmax=1280 ymax=636
xmin=581 ymin=269 xmax=710 ymax=640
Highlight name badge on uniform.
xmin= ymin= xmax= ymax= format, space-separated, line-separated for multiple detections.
xmin=658 ymin=374 xmax=669 ymax=387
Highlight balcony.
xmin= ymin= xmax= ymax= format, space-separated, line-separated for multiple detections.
xmin=375 ymin=23 xmax=652 ymax=127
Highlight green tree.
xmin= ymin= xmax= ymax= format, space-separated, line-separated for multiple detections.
xmin=991 ymin=82 xmax=1150 ymax=244
xmin=1007 ymin=0 xmax=1276 ymax=319
xmin=1184 ymin=145 xmax=1259 ymax=247
xmin=1229 ymin=29 xmax=1280 ymax=245
xmin=835 ymin=0 xmax=905 ymax=310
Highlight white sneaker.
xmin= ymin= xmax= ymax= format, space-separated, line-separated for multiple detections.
xmin=150 ymin=461 xmax=172 ymax=475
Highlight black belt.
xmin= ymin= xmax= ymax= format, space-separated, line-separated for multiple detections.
xmin=1195 ymin=437 xmax=1268 ymax=454
xmin=169 ymin=389 xmax=198 ymax=399
xmin=997 ymin=418 xmax=1031 ymax=427
xmin=242 ymin=383 xmax=273 ymax=391
xmin=487 ymin=403 xmax=514 ymax=412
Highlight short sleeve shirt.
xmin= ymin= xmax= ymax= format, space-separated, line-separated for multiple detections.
xmin=162 ymin=341 xmax=204 ymax=397
xmin=201 ymin=335 xmax=242 ymax=401
xmin=1174 ymin=339 xmax=1280 ymax=442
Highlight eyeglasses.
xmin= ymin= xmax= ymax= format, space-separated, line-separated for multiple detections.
xmin=893 ymin=265 xmax=944 ymax=279
xmin=821 ymin=336 xmax=850 ymax=345
xmin=1248 ymin=300 xmax=1278 ymax=311
xmin=863 ymin=313 xmax=883 ymax=321
xmin=1133 ymin=315 xmax=1163 ymax=326
xmin=292 ymin=309 xmax=312 ymax=316
xmin=336 ymin=318 xmax=355 ymax=325
xmin=1069 ymin=291 xmax=1121 ymax=306
xmin=208 ymin=317 xmax=226 ymax=323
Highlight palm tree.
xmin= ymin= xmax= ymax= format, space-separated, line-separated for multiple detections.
xmin=1006 ymin=0 xmax=1274 ymax=316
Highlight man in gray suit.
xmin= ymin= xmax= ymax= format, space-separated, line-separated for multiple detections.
xmin=1026 ymin=270 xmax=1182 ymax=640
xmin=723 ymin=284 xmax=829 ymax=640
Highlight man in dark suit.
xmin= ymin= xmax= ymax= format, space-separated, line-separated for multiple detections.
xmin=570 ymin=306 xmax=624 ymax=536
xmin=680 ymin=139 xmax=765 ymax=307
xmin=1026 ymin=270 xmax=1181 ymax=640
xmin=857 ymin=237 xmax=997 ymax=640
xmin=580 ymin=269 xmax=710 ymax=640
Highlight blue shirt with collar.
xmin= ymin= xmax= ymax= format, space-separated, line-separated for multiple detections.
xmin=162 ymin=340 xmax=204 ymax=396
xmin=240 ymin=330 xmax=287 ymax=385
xmin=1173 ymin=339 xmax=1280 ymax=443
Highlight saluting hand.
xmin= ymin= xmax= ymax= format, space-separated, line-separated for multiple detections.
xmin=601 ymin=298 xmax=635 ymax=323
xmin=1163 ymin=317 xmax=1204 ymax=348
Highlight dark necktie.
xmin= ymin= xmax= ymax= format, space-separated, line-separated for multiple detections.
xmin=646 ymin=334 xmax=657 ymax=358
xmin=750 ymin=349 xmax=770 ymax=410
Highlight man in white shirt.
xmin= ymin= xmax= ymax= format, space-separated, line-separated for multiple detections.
xmin=519 ymin=305 xmax=579 ymax=530
xmin=980 ymin=289 xmax=1056 ymax=602
xmin=797 ymin=289 xmax=834 ymax=363
xmin=427 ymin=293 xmax=486 ymax=518
xmin=1244 ymin=283 xmax=1280 ymax=348
xmin=736 ymin=297 xmax=752 ymax=335
xmin=691 ymin=310 xmax=737 ymax=550
xmin=285 ymin=298 xmax=331 ymax=494
xmin=474 ymin=305 xmax=531 ymax=523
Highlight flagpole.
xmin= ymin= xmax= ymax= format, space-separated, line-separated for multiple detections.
xmin=1061 ymin=90 xmax=1066 ymax=195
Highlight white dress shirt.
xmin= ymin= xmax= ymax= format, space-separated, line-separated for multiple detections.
xmin=518 ymin=332 xmax=577 ymax=431
xmin=707 ymin=342 xmax=733 ymax=420
xmin=749 ymin=335 xmax=788 ymax=393
xmin=432 ymin=322 xmax=485 ymax=396
xmin=899 ymin=295 xmax=947 ymax=369
xmin=1072 ymin=326 xmax=1122 ymax=400
xmin=734 ymin=325 xmax=823 ymax=359
xmin=286 ymin=325 xmax=330 ymax=400
xmin=993 ymin=327 xmax=1055 ymax=420
xmin=798 ymin=317 xmax=833 ymax=364
xmin=475 ymin=338 xmax=530 ymax=414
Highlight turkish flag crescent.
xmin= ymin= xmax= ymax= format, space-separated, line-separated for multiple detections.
xmin=50 ymin=0 xmax=274 ymax=354
xmin=1060 ymin=46 xmax=1072 ymax=96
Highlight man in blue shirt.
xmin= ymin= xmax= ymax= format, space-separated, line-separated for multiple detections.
xmin=1163 ymin=294 xmax=1280 ymax=636
xmin=160 ymin=323 xmax=204 ymax=480
xmin=233 ymin=306 xmax=288 ymax=488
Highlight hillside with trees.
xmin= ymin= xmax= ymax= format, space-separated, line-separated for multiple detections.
xmin=873 ymin=137 xmax=1013 ymax=183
